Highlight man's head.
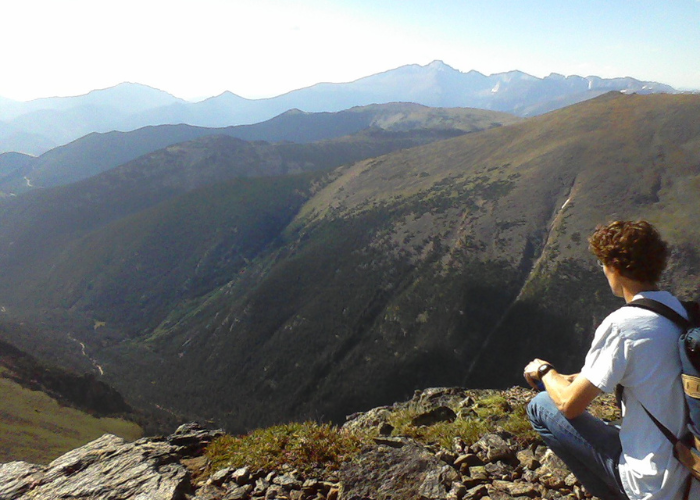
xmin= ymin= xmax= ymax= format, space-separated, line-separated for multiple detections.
xmin=588 ymin=220 xmax=668 ymax=285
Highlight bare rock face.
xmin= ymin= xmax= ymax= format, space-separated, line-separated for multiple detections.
xmin=0 ymin=461 xmax=44 ymax=500
xmin=339 ymin=441 xmax=458 ymax=500
xmin=0 ymin=423 xmax=223 ymax=500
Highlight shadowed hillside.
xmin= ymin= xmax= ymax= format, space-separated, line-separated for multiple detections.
xmin=0 ymin=93 xmax=698 ymax=432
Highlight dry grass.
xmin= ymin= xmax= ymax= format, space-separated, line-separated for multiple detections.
xmin=207 ymin=421 xmax=368 ymax=474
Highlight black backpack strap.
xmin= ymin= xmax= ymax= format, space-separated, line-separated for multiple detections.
xmin=640 ymin=403 xmax=680 ymax=446
xmin=625 ymin=298 xmax=691 ymax=330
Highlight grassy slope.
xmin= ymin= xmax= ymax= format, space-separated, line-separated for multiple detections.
xmin=0 ymin=367 xmax=142 ymax=464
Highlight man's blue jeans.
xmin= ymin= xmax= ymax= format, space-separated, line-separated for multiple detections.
xmin=528 ymin=391 xmax=629 ymax=500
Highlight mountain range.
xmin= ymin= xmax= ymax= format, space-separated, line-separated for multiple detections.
xmin=0 ymin=103 xmax=520 ymax=195
xmin=0 ymin=61 xmax=675 ymax=155
xmin=0 ymin=92 xmax=698 ymax=433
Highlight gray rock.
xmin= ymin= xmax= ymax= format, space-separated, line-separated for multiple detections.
xmin=515 ymin=449 xmax=540 ymax=470
xmin=0 ymin=461 xmax=44 ymax=500
xmin=467 ymin=466 xmax=489 ymax=481
xmin=0 ymin=433 xmax=188 ymax=500
xmin=210 ymin=467 xmax=233 ymax=486
xmin=340 ymin=441 xmax=450 ymax=500
xmin=264 ymin=484 xmax=286 ymax=499
xmin=254 ymin=477 xmax=271 ymax=493
xmin=484 ymin=461 xmax=517 ymax=480
xmin=302 ymin=478 xmax=321 ymax=494
xmin=193 ymin=483 xmax=226 ymax=500
xmin=473 ymin=433 xmax=517 ymax=463
xmin=223 ymin=484 xmax=253 ymax=500
xmin=418 ymin=467 xmax=448 ymax=499
xmin=536 ymin=449 xmax=572 ymax=489
xmin=230 ymin=467 xmax=251 ymax=486
xmin=454 ymin=453 xmax=481 ymax=468
xmin=452 ymin=437 xmax=467 ymax=455
xmin=373 ymin=436 xmax=408 ymax=448
xmin=411 ymin=406 xmax=458 ymax=427
xmin=273 ymin=473 xmax=301 ymax=489
xmin=463 ymin=483 xmax=488 ymax=499
xmin=487 ymin=489 xmax=520 ymax=500
xmin=436 ymin=450 xmax=457 ymax=465
xmin=447 ymin=481 xmax=466 ymax=500
xmin=343 ymin=407 xmax=392 ymax=432
xmin=492 ymin=479 xmax=540 ymax=497
xmin=168 ymin=422 xmax=225 ymax=457
xmin=412 ymin=388 xmax=470 ymax=411
xmin=539 ymin=449 xmax=569 ymax=472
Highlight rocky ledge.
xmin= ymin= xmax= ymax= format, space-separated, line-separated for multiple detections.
xmin=0 ymin=387 xmax=612 ymax=500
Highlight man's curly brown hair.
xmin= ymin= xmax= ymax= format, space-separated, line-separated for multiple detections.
xmin=588 ymin=220 xmax=668 ymax=284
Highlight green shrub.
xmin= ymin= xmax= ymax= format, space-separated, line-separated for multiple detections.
xmin=207 ymin=421 xmax=367 ymax=474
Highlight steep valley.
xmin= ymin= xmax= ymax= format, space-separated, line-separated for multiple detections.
xmin=0 ymin=93 xmax=699 ymax=434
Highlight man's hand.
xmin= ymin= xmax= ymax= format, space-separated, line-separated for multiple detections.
xmin=523 ymin=358 xmax=551 ymax=389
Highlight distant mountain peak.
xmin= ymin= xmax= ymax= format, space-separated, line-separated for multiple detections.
xmin=203 ymin=90 xmax=249 ymax=103
xmin=279 ymin=108 xmax=307 ymax=116
xmin=492 ymin=70 xmax=539 ymax=82
xmin=425 ymin=60 xmax=453 ymax=70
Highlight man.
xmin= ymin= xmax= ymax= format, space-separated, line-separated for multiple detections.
xmin=524 ymin=220 xmax=696 ymax=500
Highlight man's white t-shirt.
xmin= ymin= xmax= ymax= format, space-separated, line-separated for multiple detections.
xmin=581 ymin=290 xmax=697 ymax=500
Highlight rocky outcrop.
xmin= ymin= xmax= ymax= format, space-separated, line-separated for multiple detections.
xmin=337 ymin=387 xmax=592 ymax=500
xmin=0 ymin=423 xmax=223 ymax=500
xmin=0 ymin=388 xmax=603 ymax=500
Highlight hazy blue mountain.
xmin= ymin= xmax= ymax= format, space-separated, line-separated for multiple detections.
xmin=0 ymin=121 xmax=56 ymax=157
xmin=0 ymin=84 xmax=185 ymax=155
xmin=1 ymin=103 xmax=519 ymax=195
xmin=0 ymin=83 xmax=184 ymax=121
xmin=0 ymin=61 xmax=676 ymax=155
xmin=0 ymin=96 xmax=23 ymax=120
xmin=123 ymin=91 xmax=260 ymax=130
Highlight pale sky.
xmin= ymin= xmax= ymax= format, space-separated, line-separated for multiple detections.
xmin=1 ymin=0 xmax=699 ymax=102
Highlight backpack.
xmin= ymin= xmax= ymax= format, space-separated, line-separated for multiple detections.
xmin=623 ymin=298 xmax=700 ymax=483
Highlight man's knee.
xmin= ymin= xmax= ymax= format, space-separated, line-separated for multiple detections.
xmin=527 ymin=391 xmax=556 ymax=429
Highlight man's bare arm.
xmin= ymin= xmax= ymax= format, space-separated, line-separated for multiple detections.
xmin=524 ymin=359 xmax=600 ymax=419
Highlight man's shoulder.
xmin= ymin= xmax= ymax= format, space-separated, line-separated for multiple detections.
xmin=607 ymin=291 xmax=687 ymax=322
xmin=633 ymin=290 xmax=688 ymax=318
xmin=603 ymin=304 xmax=649 ymax=325
xmin=601 ymin=304 xmax=670 ymax=339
